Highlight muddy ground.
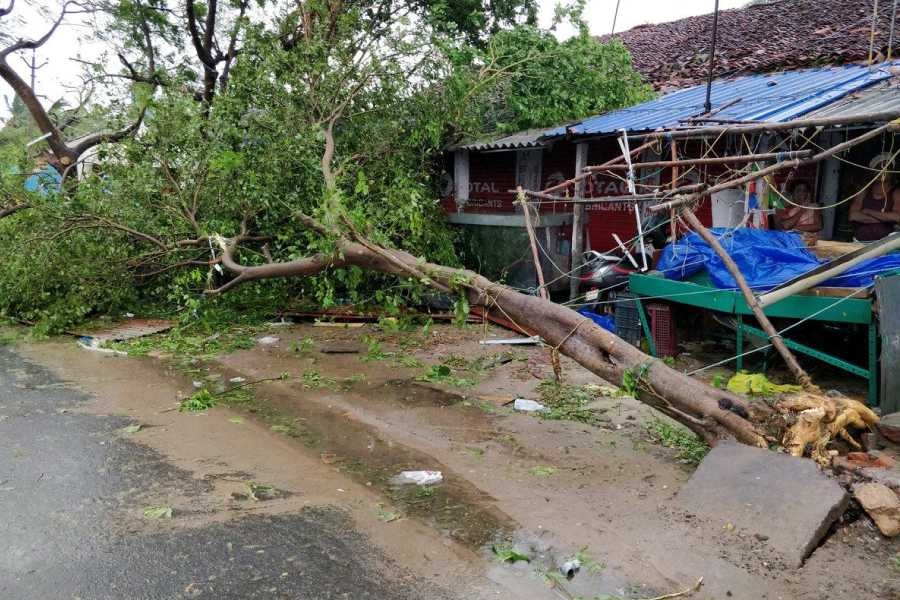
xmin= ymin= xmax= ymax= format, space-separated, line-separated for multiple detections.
xmin=7 ymin=320 xmax=900 ymax=599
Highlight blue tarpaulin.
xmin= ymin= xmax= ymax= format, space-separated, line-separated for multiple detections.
xmin=656 ymin=228 xmax=900 ymax=290
xmin=577 ymin=308 xmax=617 ymax=333
xmin=23 ymin=165 xmax=61 ymax=197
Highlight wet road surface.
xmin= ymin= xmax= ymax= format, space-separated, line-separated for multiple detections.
xmin=0 ymin=346 xmax=455 ymax=599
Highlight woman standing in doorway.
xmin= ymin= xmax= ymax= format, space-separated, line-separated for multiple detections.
xmin=849 ymin=171 xmax=900 ymax=242
xmin=775 ymin=181 xmax=822 ymax=245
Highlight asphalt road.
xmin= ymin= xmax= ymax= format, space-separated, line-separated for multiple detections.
xmin=0 ymin=346 xmax=453 ymax=599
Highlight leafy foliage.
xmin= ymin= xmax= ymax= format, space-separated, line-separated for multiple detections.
xmin=646 ymin=418 xmax=710 ymax=466
xmin=491 ymin=543 xmax=531 ymax=563
xmin=180 ymin=389 xmax=217 ymax=411
xmin=537 ymin=380 xmax=609 ymax=425
xmin=468 ymin=25 xmax=653 ymax=134
xmin=0 ymin=0 xmax=652 ymax=332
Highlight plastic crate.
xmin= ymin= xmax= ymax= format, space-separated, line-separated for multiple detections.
xmin=647 ymin=302 xmax=678 ymax=357
xmin=611 ymin=291 xmax=642 ymax=346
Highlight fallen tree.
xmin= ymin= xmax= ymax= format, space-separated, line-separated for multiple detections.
xmin=4 ymin=0 xmax=877 ymax=460
xmin=204 ymin=202 xmax=879 ymax=460
xmin=209 ymin=213 xmax=770 ymax=448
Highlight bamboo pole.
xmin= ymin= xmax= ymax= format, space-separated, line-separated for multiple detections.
xmin=540 ymin=139 xmax=659 ymax=196
xmin=650 ymin=121 xmax=899 ymax=213
xmin=518 ymin=187 xmax=548 ymax=299
xmin=633 ymin=111 xmax=900 ymax=141
xmin=570 ymin=142 xmax=589 ymax=300
xmin=517 ymin=186 xmax=562 ymax=381
xmin=669 ymin=140 xmax=679 ymax=244
xmin=758 ymin=232 xmax=900 ymax=307
xmin=680 ymin=209 xmax=818 ymax=391
xmin=588 ymin=149 xmax=811 ymax=171
xmin=522 ymin=182 xmax=707 ymax=204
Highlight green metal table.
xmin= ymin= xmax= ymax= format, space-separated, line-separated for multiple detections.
xmin=628 ymin=273 xmax=879 ymax=406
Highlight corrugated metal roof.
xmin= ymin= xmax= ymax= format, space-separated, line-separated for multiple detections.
xmin=805 ymin=80 xmax=900 ymax=120
xmin=457 ymin=129 xmax=549 ymax=151
xmin=543 ymin=62 xmax=897 ymax=139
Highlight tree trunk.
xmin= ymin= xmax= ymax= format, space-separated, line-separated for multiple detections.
xmin=211 ymin=217 xmax=771 ymax=448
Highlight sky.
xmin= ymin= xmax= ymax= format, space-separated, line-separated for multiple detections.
xmin=1 ymin=0 xmax=749 ymax=123
xmin=538 ymin=0 xmax=747 ymax=38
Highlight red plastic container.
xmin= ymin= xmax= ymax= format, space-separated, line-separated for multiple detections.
xmin=647 ymin=302 xmax=678 ymax=357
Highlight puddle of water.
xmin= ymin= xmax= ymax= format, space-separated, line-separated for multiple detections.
xmin=371 ymin=379 xmax=465 ymax=408
xmin=189 ymin=362 xmax=517 ymax=550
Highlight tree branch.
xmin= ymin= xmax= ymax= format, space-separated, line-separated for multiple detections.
xmin=0 ymin=0 xmax=15 ymax=19
xmin=0 ymin=202 xmax=28 ymax=219
xmin=70 ymin=106 xmax=147 ymax=157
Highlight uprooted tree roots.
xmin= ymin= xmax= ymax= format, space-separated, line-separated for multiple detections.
xmin=779 ymin=394 xmax=880 ymax=465
xmin=205 ymin=213 xmax=877 ymax=459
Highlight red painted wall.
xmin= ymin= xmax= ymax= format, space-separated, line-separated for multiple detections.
xmin=444 ymin=138 xmax=724 ymax=252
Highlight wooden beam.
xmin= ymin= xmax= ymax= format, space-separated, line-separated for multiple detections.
xmin=570 ymin=142 xmax=589 ymax=300
xmin=650 ymin=122 xmax=898 ymax=213
xmin=680 ymin=209 xmax=818 ymax=392
xmin=634 ymin=111 xmax=900 ymax=141
xmin=587 ymin=149 xmax=811 ymax=171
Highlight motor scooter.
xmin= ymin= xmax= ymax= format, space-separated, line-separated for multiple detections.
xmin=577 ymin=213 xmax=669 ymax=311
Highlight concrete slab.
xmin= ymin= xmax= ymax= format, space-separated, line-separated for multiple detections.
xmin=674 ymin=441 xmax=849 ymax=567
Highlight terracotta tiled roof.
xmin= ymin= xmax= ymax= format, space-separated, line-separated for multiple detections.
xmin=603 ymin=0 xmax=898 ymax=90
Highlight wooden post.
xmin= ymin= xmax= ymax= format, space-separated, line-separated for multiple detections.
xmin=569 ymin=142 xmax=589 ymax=300
xmin=680 ymin=208 xmax=818 ymax=392
xmin=518 ymin=187 xmax=548 ymax=299
xmin=669 ymin=139 xmax=679 ymax=244
xmin=518 ymin=186 xmax=561 ymax=381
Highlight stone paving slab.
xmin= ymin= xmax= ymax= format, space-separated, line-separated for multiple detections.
xmin=674 ymin=441 xmax=849 ymax=567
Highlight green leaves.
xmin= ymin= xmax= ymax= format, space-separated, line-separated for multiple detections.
xmin=491 ymin=543 xmax=531 ymax=563
xmin=179 ymin=389 xmax=217 ymax=412
xmin=143 ymin=505 xmax=173 ymax=519
xmin=210 ymin=150 xmax=244 ymax=175
xmin=468 ymin=25 xmax=654 ymax=134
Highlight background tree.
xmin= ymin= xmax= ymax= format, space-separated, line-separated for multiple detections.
xmin=0 ymin=0 xmax=651 ymax=335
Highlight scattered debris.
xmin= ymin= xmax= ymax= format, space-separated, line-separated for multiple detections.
xmin=256 ymin=335 xmax=280 ymax=345
xmin=853 ymin=483 xmax=900 ymax=537
xmin=479 ymin=336 xmax=541 ymax=345
xmin=639 ymin=577 xmax=704 ymax=600
xmin=833 ymin=451 xmax=896 ymax=471
xmin=513 ymin=398 xmax=548 ymax=413
xmin=389 ymin=470 xmax=443 ymax=486
xmin=228 ymin=376 xmax=246 ymax=384
xmin=376 ymin=503 xmax=402 ymax=523
xmin=318 ymin=343 xmax=361 ymax=354
xmin=674 ymin=441 xmax=849 ymax=567
xmin=76 ymin=337 xmax=127 ymax=356
xmin=119 ymin=424 xmax=142 ymax=435
xmin=312 ymin=321 xmax=365 ymax=328
xmin=491 ymin=544 xmax=530 ymax=563
xmin=529 ymin=465 xmax=557 ymax=477
xmin=228 ymin=416 xmax=244 ymax=425
xmin=180 ymin=390 xmax=217 ymax=412
xmin=247 ymin=482 xmax=276 ymax=501
xmin=726 ymin=372 xmax=801 ymax=396
xmin=558 ymin=557 xmax=581 ymax=579
xmin=877 ymin=412 xmax=900 ymax=444
xmin=72 ymin=319 xmax=173 ymax=345
xmin=142 ymin=506 xmax=173 ymax=519
xmin=478 ymin=394 xmax=514 ymax=407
